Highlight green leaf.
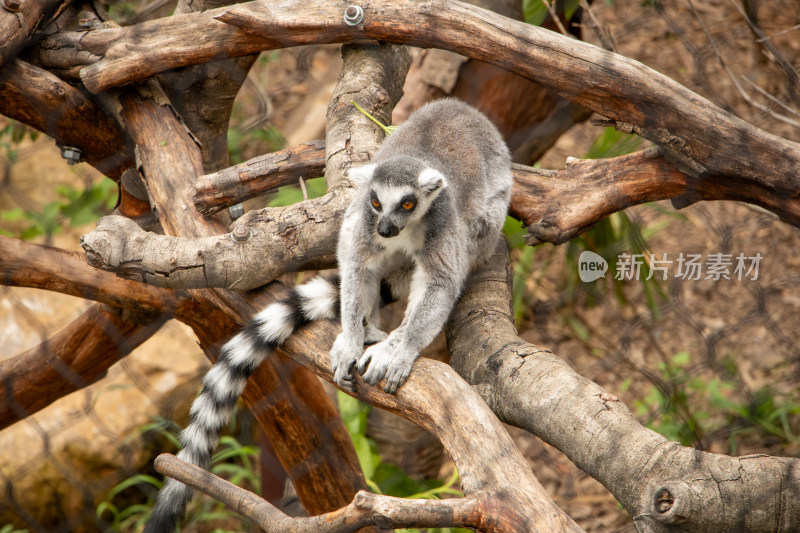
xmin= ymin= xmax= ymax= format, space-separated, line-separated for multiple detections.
xmin=522 ymin=0 xmax=548 ymax=25
xmin=0 ymin=208 xmax=25 ymax=222
xmin=107 ymin=474 xmax=163 ymax=499
xmin=351 ymin=100 xmax=394 ymax=136
xmin=671 ymin=351 xmax=690 ymax=367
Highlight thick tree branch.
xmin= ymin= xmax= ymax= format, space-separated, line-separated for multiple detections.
xmin=112 ymin=77 xmax=375 ymax=514
xmin=324 ymin=43 xmax=410 ymax=187
xmin=0 ymin=60 xmax=133 ymax=179
xmin=194 ymin=140 xmax=326 ymax=215
xmin=265 ymin=316 xmax=583 ymax=532
xmin=0 ymin=303 xmax=166 ymax=430
xmin=511 ymin=146 xmax=800 ymax=244
xmin=0 ymin=234 xmax=178 ymax=313
xmin=0 ymin=0 xmax=71 ymax=69
xmin=445 ymin=240 xmax=800 ymax=532
xmin=35 ymin=0 xmax=800 ymax=192
xmin=163 ymin=0 xmax=258 ymax=173
xmin=86 ymin=143 xmax=799 ymax=290
xmin=155 ymin=452 xmax=481 ymax=532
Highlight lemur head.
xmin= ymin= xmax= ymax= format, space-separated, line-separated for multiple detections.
xmin=348 ymin=155 xmax=448 ymax=239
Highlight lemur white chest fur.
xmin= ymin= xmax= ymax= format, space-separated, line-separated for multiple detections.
xmin=145 ymin=98 xmax=513 ymax=533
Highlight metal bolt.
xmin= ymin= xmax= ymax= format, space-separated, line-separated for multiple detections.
xmin=228 ymin=203 xmax=244 ymax=220
xmin=60 ymin=145 xmax=82 ymax=165
xmin=343 ymin=5 xmax=364 ymax=26
xmin=3 ymin=0 xmax=21 ymax=12
xmin=230 ymin=224 xmax=251 ymax=243
xmin=79 ymin=18 xmax=95 ymax=29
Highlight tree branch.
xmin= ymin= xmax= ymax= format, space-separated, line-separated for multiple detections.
xmin=154 ymin=452 xmax=482 ymax=532
xmin=194 ymin=140 xmax=326 ymax=216
xmin=34 ymin=0 xmax=800 ymax=191
xmin=0 ymin=234 xmax=178 ymax=313
xmin=267 ymin=315 xmax=583 ymax=531
xmin=0 ymin=0 xmax=71 ymax=69
xmin=84 ymin=143 xmax=800 ymax=290
xmin=324 ymin=43 xmax=410 ymax=188
xmin=511 ymin=146 xmax=800 ymax=245
xmin=111 ymin=76 xmax=375 ymax=514
xmin=0 ymin=60 xmax=133 ymax=179
xmin=445 ymin=239 xmax=800 ymax=532
xmin=0 ymin=303 xmax=166 ymax=429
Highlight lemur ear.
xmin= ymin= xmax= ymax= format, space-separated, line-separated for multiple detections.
xmin=347 ymin=163 xmax=377 ymax=185
xmin=418 ymin=168 xmax=448 ymax=196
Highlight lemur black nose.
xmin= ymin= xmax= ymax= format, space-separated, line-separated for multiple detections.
xmin=377 ymin=219 xmax=400 ymax=238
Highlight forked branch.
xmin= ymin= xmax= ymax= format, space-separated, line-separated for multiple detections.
xmin=445 ymin=240 xmax=800 ymax=532
xmin=155 ymin=453 xmax=480 ymax=532
xmin=33 ymin=0 xmax=800 ymax=192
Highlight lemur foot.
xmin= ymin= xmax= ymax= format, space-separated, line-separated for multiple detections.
xmin=357 ymin=336 xmax=417 ymax=394
xmin=330 ymin=332 xmax=362 ymax=390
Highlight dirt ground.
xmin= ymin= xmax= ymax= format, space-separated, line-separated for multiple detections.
xmin=2 ymin=0 xmax=800 ymax=531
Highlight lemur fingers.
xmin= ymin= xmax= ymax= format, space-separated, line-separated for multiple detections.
xmin=358 ymin=335 xmax=417 ymax=393
xmin=330 ymin=332 xmax=362 ymax=390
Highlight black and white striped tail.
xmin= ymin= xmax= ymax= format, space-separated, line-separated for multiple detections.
xmin=144 ymin=276 xmax=340 ymax=533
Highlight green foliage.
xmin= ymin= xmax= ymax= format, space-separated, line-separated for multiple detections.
xmin=106 ymin=2 xmax=137 ymax=23
xmin=523 ymin=0 xmax=581 ymax=26
xmin=630 ymin=352 xmax=800 ymax=452
xmin=267 ymin=176 xmax=327 ymax=208
xmin=228 ymin=125 xmax=285 ymax=165
xmin=0 ymin=525 xmax=29 ymax=533
xmin=507 ymin=126 xmax=671 ymax=322
xmin=0 ymin=119 xmax=38 ymax=162
xmin=337 ymin=392 xmax=471 ymax=533
xmin=97 ymin=416 xmax=260 ymax=532
xmin=561 ymin=127 xmax=671 ymax=317
xmin=0 ymin=179 xmax=117 ymax=240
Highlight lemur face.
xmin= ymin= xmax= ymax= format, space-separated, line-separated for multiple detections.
xmin=368 ymin=186 xmax=418 ymax=238
xmin=348 ymin=156 xmax=448 ymax=239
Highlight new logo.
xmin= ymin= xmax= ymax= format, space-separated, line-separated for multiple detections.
xmin=578 ymin=251 xmax=608 ymax=282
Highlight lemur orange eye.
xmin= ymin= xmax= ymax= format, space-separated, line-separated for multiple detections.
xmin=401 ymin=200 xmax=415 ymax=210
xmin=371 ymin=197 xmax=381 ymax=209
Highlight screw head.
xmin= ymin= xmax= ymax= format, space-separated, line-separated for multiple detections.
xmin=60 ymin=145 xmax=82 ymax=165
xmin=228 ymin=203 xmax=244 ymax=220
xmin=230 ymin=224 xmax=251 ymax=243
xmin=343 ymin=4 xmax=364 ymax=26
xmin=3 ymin=0 xmax=21 ymax=12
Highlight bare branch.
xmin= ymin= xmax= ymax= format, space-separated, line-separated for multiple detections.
xmin=0 ymin=303 xmax=166 ymax=430
xmin=89 ymin=140 xmax=800 ymax=289
xmin=155 ymin=453 xmax=481 ymax=532
xmin=272 ymin=318 xmax=583 ymax=531
xmin=445 ymin=239 xmax=800 ymax=532
xmin=0 ymin=60 xmax=133 ymax=179
xmin=194 ymin=140 xmax=326 ymax=215
xmin=30 ymin=0 xmax=799 ymax=194
xmin=728 ymin=0 xmax=800 ymax=105
xmin=325 ymin=44 xmax=410 ymax=188
xmin=0 ymin=234 xmax=178 ymax=312
xmin=0 ymin=0 xmax=71 ymax=69
xmin=110 ymin=55 xmax=398 ymax=512
xmin=686 ymin=0 xmax=800 ymax=131
xmin=511 ymin=146 xmax=800 ymax=245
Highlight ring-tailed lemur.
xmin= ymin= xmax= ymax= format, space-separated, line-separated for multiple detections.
xmin=145 ymin=98 xmax=512 ymax=532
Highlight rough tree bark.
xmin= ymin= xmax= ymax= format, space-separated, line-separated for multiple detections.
xmin=1 ymin=0 xmax=799 ymax=531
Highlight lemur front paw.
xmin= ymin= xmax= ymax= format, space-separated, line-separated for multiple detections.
xmin=364 ymin=324 xmax=389 ymax=344
xmin=357 ymin=336 xmax=418 ymax=394
xmin=330 ymin=333 xmax=363 ymax=390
